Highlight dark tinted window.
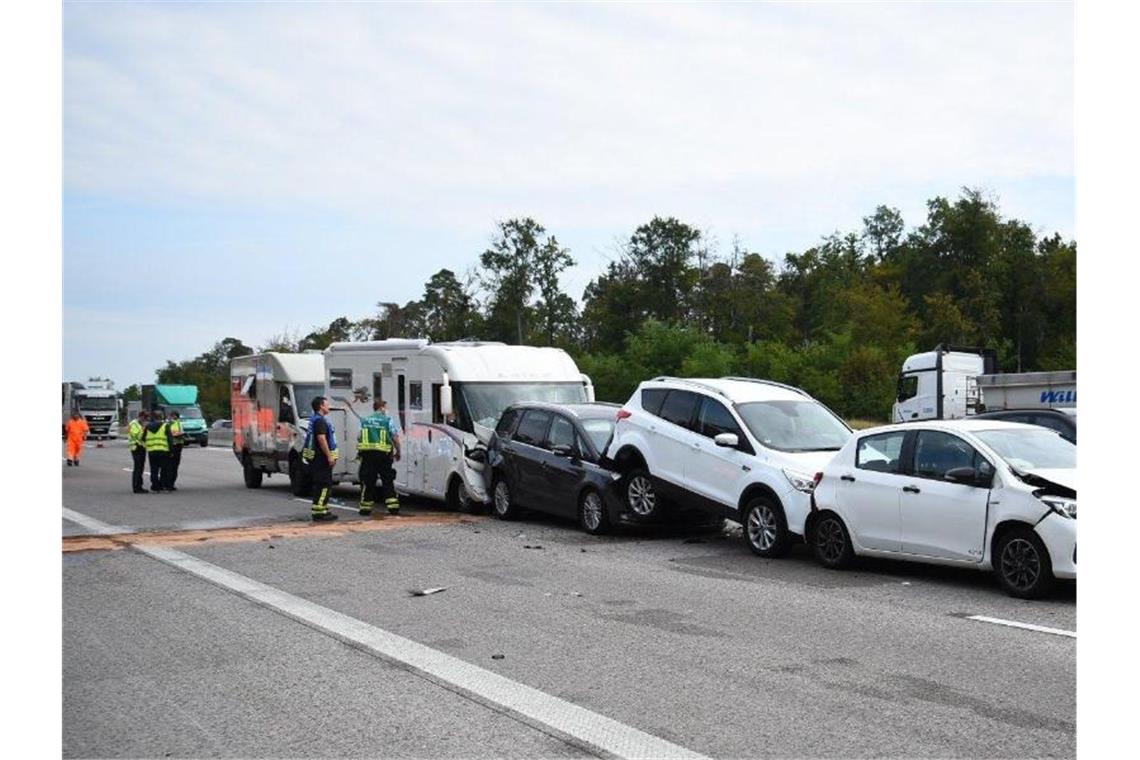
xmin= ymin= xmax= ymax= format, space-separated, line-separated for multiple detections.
xmin=642 ymin=388 xmax=668 ymax=415
xmin=1032 ymin=414 xmax=1075 ymax=442
xmin=856 ymin=431 xmax=906 ymax=473
xmin=913 ymin=431 xmax=985 ymax=480
xmin=547 ymin=415 xmax=576 ymax=450
xmin=897 ymin=374 xmax=918 ymax=401
xmin=659 ymin=390 xmax=699 ymax=429
xmin=697 ymin=397 xmax=741 ymax=438
xmin=496 ymin=408 xmax=520 ymax=437
xmin=515 ymin=410 xmax=551 ymax=447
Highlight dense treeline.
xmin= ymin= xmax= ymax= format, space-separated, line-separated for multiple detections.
xmin=151 ymin=188 xmax=1075 ymax=423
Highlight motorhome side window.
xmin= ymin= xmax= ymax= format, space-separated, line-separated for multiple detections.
xmin=897 ymin=375 xmax=918 ymax=401
xmin=330 ymin=369 xmax=353 ymax=389
xmin=409 ymin=382 xmax=423 ymax=410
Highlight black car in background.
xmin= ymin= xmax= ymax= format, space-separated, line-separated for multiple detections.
xmin=484 ymin=402 xmax=626 ymax=534
xmin=973 ymin=408 xmax=1076 ymax=444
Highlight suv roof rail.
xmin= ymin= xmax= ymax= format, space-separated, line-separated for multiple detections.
xmin=650 ymin=376 xmax=731 ymax=399
xmin=720 ymin=376 xmax=810 ymax=397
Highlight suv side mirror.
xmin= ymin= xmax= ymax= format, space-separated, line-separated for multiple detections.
xmin=714 ymin=433 xmax=739 ymax=448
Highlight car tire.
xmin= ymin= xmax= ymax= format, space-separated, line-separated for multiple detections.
xmin=995 ymin=526 xmax=1056 ymax=599
xmin=289 ymin=456 xmax=311 ymax=497
xmin=811 ymin=512 xmax=853 ymax=569
xmin=243 ymin=455 xmax=263 ymax=489
xmin=199 ymin=439 xmax=208 ymax=448
xmin=579 ymin=488 xmax=610 ymax=535
xmin=491 ymin=474 xmax=518 ymax=520
xmin=447 ymin=476 xmax=477 ymax=513
xmin=742 ymin=496 xmax=790 ymax=558
xmin=624 ymin=468 xmax=660 ymax=519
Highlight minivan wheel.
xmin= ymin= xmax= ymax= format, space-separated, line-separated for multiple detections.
xmin=812 ymin=513 xmax=853 ymax=569
xmin=995 ymin=526 xmax=1055 ymax=599
xmin=625 ymin=469 xmax=659 ymax=518
xmin=579 ymin=489 xmax=610 ymax=536
xmin=743 ymin=497 xmax=789 ymax=558
xmin=492 ymin=476 xmax=517 ymax=520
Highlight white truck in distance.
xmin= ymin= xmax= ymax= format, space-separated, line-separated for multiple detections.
xmin=62 ymin=378 xmax=120 ymax=439
xmin=322 ymin=340 xmax=595 ymax=509
xmin=892 ymin=345 xmax=1076 ymax=423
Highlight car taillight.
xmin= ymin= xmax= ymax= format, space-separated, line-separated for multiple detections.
xmin=813 ymin=472 xmax=824 ymax=486
xmin=616 ymin=409 xmax=631 ymax=421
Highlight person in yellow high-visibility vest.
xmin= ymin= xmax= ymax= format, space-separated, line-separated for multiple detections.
xmin=167 ymin=411 xmax=185 ymax=491
xmin=128 ymin=410 xmax=149 ymax=493
xmin=357 ymin=399 xmax=402 ymax=516
xmin=143 ymin=410 xmax=172 ymax=493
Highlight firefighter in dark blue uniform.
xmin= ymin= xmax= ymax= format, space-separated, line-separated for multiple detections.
xmin=302 ymin=396 xmax=339 ymax=522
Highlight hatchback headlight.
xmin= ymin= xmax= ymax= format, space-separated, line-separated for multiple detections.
xmin=783 ymin=468 xmax=817 ymax=493
xmin=1039 ymin=495 xmax=1076 ymax=520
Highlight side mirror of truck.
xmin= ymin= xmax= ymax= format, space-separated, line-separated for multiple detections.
xmin=440 ymin=385 xmax=453 ymax=417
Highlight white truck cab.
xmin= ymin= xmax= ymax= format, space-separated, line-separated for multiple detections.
xmin=323 ymin=340 xmax=595 ymax=509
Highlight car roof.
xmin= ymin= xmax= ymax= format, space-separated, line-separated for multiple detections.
xmin=641 ymin=376 xmax=808 ymax=403
xmin=507 ymin=401 xmax=620 ymax=419
xmin=853 ymin=419 xmax=1046 ymax=437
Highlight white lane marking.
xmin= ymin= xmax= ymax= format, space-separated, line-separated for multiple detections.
xmin=62 ymin=508 xmax=707 ymax=760
xmin=61 ymin=507 xmax=134 ymax=535
xmin=968 ymin=615 xmax=1076 ymax=638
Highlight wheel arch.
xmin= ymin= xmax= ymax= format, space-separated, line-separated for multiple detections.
xmin=989 ymin=518 xmax=1043 ymax=565
xmin=737 ymin=482 xmax=783 ymax=515
xmin=612 ymin=444 xmax=648 ymax=474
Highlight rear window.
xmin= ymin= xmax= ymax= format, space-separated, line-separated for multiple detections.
xmin=659 ymin=390 xmax=699 ymax=429
xmin=641 ymin=388 xmax=668 ymax=415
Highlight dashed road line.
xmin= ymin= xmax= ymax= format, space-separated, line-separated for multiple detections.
xmin=967 ymin=615 xmax=1075 ymax=638
xmin=61 ymin=507 xmax=707 ymax=760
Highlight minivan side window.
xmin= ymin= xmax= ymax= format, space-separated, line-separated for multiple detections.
xmin=856 ymin=431 xmax=906 ymax=473
xmin=641 ymin=388 xmax=668 ymax=416
xmin=658 ymin=390 xmax=699 ymax=429
xmin=515 ymin=410 xmax=552 ymax=448
xmin=547 ymin=415 xmax=576 ymax=451
xmin=496 ymin=408 xmax=520 ymax=438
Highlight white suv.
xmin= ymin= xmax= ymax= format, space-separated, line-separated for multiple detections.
xmin=605 ymin=377 xmax=852 ymax=556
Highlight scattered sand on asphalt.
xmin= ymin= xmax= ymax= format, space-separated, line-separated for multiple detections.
xmin=63 ymin=512 xmax=485 ymax=553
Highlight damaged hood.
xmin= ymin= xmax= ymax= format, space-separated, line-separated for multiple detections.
xmin=1022 ymin=468 xmax=1076 ymax=494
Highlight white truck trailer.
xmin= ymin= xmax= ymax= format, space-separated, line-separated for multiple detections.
xmin=892 ymin=345 xmax=1076 ymax=422
xmin=230 ymin=352 xmax=326 ymax=492
xmin=321 ymin=340 xmax=595 ymax=509
xmin=62 ymin=378 xmax=121 ymax=439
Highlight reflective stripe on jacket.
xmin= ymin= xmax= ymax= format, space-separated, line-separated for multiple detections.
xmin=358 ymin=413 xmax=394 ymax=452
xmin=145 ymin=422 xmax=170 ymax=453
xmin=128 ymin=420 xmax=144 ymax=451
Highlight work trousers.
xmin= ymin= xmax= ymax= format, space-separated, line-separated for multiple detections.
xmin=310 ymin=459 xmax=333 ymax=516
xmin=357 ymin=451 xmax=395 ymax=510
xmin=131 ymin=448 xmax=147 ymax=491
xmin=67 ymin=438 xmax=84 ymax=462
xmin=168 ymin=446 xmax=182 ymax=488
xmin=148 ymin=451 xmax=169 ymax=491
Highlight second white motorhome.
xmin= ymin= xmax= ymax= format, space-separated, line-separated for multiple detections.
xmin=892 ymin=345 xmax=1076 ymax=422
xmin=322 ymin=340 xmax=595 ymax=509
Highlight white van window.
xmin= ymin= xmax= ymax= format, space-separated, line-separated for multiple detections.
xmin=330 ymin=369 xmax=353 ymax=389
xmin=409 ymin=381 xmax=423 ymax=410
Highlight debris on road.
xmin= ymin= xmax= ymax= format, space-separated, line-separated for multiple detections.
xmin=491 ymin=654 xmax=504 ymax=660
xmin=524 ymin=544 xmax=544 ymax=550
xmin=409 ymin=587 xmax=448 ymax=597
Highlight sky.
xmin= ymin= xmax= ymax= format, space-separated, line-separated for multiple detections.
xmin=62 ymin=1 xmax=1074 ymax=391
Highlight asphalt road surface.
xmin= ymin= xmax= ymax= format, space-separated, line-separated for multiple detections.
xmin=62 ymin=439 xmax=1075 ymax=758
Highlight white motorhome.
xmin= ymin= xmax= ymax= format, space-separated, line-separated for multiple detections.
xmin=322 ymin=340 xmax=595 ymax=509
xmin=230 ymin=352 xmax=326 ymax=492
xmin=893 ymin=345 xmax=1076 ymax=422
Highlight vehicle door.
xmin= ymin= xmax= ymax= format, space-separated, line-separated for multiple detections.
xmin=688 ymin=396 xmax=752 ymax=508
xmin=899 ymin=430 xmax=992 ymax=562
xmin=540 ymin=414 xmax=586 ymax=517
xmin=510 ymin=409 xmax=553 ymax=506
xmin=833 ymin=430 xmax=909 ymax=552
xmin=653 ymin=390 xmax=702 ymax=492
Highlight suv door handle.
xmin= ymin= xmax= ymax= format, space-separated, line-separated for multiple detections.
xmin=902 ymin=485 xmax=921 ymax=494
xmin=840 ymin=475 xmax=855 ymax=482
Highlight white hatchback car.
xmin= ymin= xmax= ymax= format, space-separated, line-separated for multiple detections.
xmin=605 ymin=376 xmax=852 ymax=556
xmin=808 ymin=419 xmax=1076 ymax=598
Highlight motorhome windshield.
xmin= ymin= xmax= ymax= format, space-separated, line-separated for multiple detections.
xmin=458 ymin=382 xmax=587 ymax=431
xmin=78 ymin=397 xmax=117 ymax=411
xmin=735 ymin=400 xmax=852 ymax=452
xmin=293 ymin=384 xmax=324 ymax=418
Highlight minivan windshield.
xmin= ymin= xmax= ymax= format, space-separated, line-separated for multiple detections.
xmin=458 ymin=383 xmax=587 ymax=431
xmin=973 ymin=427 xmax=1075 ymax=471
xmin=735 ymin=400 xmax=851 ymax=452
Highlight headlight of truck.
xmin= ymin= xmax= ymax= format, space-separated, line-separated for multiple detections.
xmin=783 ymin=468 xmax=817 ymax=493
xmin=1039 ymin=495 xmax=1076 ymax=520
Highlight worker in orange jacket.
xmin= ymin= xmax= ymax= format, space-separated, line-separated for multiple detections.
xmin=65 ymin=412 xmax=90 ymax=466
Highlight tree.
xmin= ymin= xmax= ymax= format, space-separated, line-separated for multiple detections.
xmin=419 ymin=269 xmax=481 ymax=341
xmin=480 ymin=218 xmax=542 ymax=343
